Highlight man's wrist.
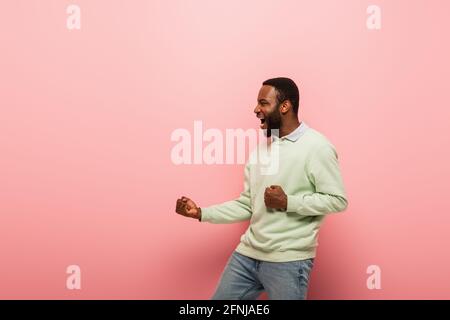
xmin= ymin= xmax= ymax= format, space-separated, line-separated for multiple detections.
xmin=282 ymin=195 xmax=287 ymax=211
xmin=198 ymin=207 xmax=202 ymax=221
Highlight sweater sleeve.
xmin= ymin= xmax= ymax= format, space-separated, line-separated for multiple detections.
xmin=286 ymin=144 xmax=348 ymax=216
xmin=200 ymin=163 xmax=252 ymax=224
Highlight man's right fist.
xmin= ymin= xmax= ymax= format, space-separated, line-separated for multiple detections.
xmin=175 ymin=196 xmax=201 ymax=220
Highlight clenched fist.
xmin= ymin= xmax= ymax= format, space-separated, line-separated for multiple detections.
xmin=175 ymin=196 xmax=201 ymax=220
xmin=264 ymin=185 xmax=287 ymax=210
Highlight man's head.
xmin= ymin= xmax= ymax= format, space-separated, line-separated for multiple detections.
xmin=254 ymin=77 xmax=300 ymax=135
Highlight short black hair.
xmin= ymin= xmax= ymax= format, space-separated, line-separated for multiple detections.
xmin=262 ymin=77 xmax=300 ymax=114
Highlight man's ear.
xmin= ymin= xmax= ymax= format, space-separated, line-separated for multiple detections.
xmin=280 ymin=100 xmax=291 ymax=114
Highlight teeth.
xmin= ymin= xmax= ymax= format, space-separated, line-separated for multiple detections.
xmin=257 ymin=114 xmax=265 ymax=126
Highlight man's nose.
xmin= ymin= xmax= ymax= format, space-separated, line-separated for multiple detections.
xmin=254 ymin=105 xmax=260 ymax=114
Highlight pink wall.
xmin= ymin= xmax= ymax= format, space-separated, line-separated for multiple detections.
xmin=1 ymin=0 xmax=449 ymax=299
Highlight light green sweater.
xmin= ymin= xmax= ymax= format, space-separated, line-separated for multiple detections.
xmin=200 ymin=123 xmax=348 ymax=262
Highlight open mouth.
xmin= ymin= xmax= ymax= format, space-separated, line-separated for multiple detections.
xmin=258 ymin=115 xmax=267 ymax=129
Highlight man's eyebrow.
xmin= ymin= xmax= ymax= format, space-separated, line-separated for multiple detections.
xmin=258 ymin=98 xmax=269 ymax=103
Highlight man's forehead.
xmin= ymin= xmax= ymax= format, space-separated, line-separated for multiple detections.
xmin=258 ymin=85 xmax=276 ymax=100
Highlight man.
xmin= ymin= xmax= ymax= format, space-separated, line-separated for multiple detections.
xmin=175 ymin=77 xmax=348 ymax=300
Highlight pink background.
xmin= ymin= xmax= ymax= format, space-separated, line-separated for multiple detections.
xmin=1 ymin=0 xmax=450 ymax=299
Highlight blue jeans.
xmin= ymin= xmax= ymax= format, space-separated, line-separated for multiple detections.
xmin=212 ymin=251 xmax=314 ymax=300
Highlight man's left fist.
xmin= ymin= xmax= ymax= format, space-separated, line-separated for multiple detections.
xmin=264 ymin=185 xmax=287 ymax=210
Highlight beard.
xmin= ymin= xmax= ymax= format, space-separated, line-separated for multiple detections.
xmin=265 ymin=103 xmax=282 ymax=137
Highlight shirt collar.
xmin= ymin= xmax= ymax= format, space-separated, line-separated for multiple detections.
xmin=273 ymin=122 xmax=309 ymax=142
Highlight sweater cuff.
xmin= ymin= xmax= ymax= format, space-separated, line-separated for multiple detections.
xmin=199 ymin=207 xmax=211 ymax=222
xmin=287 ymin=195 xmax=302 ymax=213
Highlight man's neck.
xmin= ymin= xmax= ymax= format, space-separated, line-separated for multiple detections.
xmin=279 ymin=119 xmax=301 ymax=138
